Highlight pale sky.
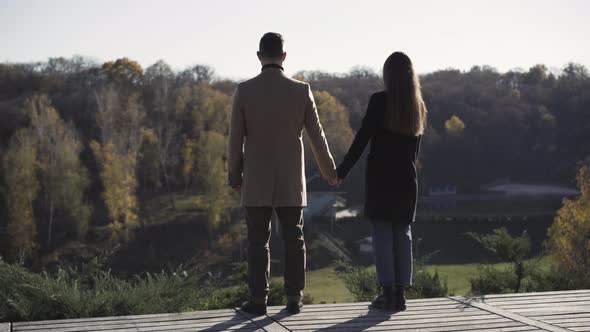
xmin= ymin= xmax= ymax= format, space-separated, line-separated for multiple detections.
xmin=1 ymin=0 xmax=588 ymax=80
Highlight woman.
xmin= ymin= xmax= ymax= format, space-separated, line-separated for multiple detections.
xmin=337 ymin=52 xmax=427 ymax=311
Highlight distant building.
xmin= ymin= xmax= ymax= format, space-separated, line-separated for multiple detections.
xmin=483 ymin=183 xmax=580 ymax=197
xmin=422 ymin=184 xmax=457 ymax=209
xmin=419 ymin=181 xmax=580 ymax=211
xmin=428 ymin=185 xmax=457 ymax=196
xmin=304 ymin=192 xmax=346 ymax=221
xmin=358 ymin=236 xmax=374 ymax=260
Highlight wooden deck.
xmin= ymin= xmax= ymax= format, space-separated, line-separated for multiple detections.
xmin=2 ymin=289 xmax=589 ymax=331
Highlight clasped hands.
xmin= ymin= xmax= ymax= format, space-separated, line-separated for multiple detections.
xmin=327 ymin=169 xmax=343 ymax=187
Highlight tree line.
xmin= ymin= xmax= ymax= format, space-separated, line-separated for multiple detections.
xmin=0 ymin=56 xmax=589 ymax=272
xmin=0 ymin=57 xmax=354 ymax=262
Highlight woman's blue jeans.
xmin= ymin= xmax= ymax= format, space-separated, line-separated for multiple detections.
xmin=372 ymin=221 xmax=413 ymax=287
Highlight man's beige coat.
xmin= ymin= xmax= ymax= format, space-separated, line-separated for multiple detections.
xmin=227 ymin=67 xmax=336 ymax=207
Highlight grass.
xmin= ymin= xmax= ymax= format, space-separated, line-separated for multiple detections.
xmin=286 ymin=256 xmax=553 ymax=303
xmin=142 ymin=193 xmax=206 ymax=225
xmin=425 ymin=256 xmax=551 ymax=295
xmin=270 ymin=266 xmax=354 ymax=304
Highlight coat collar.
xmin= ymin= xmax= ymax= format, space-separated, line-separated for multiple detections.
xmin=261 ymin=63 xmax=284 ymax=72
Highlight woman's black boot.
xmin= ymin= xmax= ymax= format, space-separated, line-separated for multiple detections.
xmin=395 ymin=285 xmax=407 ymax=311
xmin=370 ymin=286 xmax=396 ymax=310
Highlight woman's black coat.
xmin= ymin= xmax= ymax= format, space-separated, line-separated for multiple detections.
xmin=336 ymin=91 xmax=422 ymax=223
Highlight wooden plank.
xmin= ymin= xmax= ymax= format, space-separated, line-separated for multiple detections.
xmin=269 ymin=305 xmax=480 ymax=319
xmin=13 ymin=309 xmax=236 ymax=327
xmin=486 ymin=295 xmax=590 ymax=306
xmin=570 ymin=328 xmax=590 ymax=332
xmin=292 ymin=321 xmax=526 ymax=332
xmin=508 ymin=308 xmax=590 ymax=316
xmin=313 ymin=326 xmax=542 ymax=332
xmin=536 ymin=313 xmax=590 ymax=320
xmin=274 ymin=308 xmax=487 ymax=323
xmin=502 ymin=304 xmax=590 ymax=311
xmin=490 ymin=299 xmax=590 ymax=308
xmin=544 ymin=317 xmax=590 ymax=324
xmin=235 ymin=309 xmax=289 ymax=332
xmin=285 ymin=316 xmax=510 ymax=328
xmin=266 ymin=300 xmax=463 ymax=315
xmin=0 ymin=323 xmax=10 ymax=332
xmin=13 ymin=319 xmax=259 ymax=332
xmin=12 ymin=313 xmax=256 ymax=332
xmin=470 ymin=289 xmax=590 ymax=299
xmin=13 ymin=314 xmax=248 ymax=331
xmin=450 ymin=296 xmax=573 ymax=332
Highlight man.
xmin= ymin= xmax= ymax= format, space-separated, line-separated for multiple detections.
xmin=227 ymin=32 xmax=338 ymax=315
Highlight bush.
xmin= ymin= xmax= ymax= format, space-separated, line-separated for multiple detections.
xmin=527 ymin=267 xmax=590 ymax=292
xmin=407 ymin=262 xmax=448 ymax=299
xmin=337 ymin=264 xmax=379 ymax=302
xmin=337 ymin=259 xmax=448 ymax=302
xmin=0 ymin=261 xmax=205 ymax=322
xmin=0 ymin=259 xmax=286 ymax=323
xmin=466 ymin=228 xmax=533 ymax=293
xmin=302 ymin=293 xmax=314 ymax=304
xmin=469 ymin=265 xmax=517 ymax=295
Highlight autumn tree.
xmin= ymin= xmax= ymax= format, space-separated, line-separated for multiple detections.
xmin=178 ymin=84 xmax=231 ymax=188
xmin=175 ymin=83 xmax=234 ymax=241
xmin=304 ymin=90 xmax=354 ymax=175
xmin=25 ymin=94 xmax=91 ymax=244
xmin=3 ymin=130 xmax=39 ymax=261
xmin=548 ymin=162 xmax=590 ymax=274
xmin=101 ymin=57 xmax=143 ymax=87
xmin=196 ymin=131 xmax=232 ymax=243
xmin=178 ymin=64 xmax=214 ymax=84
xmin=444 ymin=115 xmax=465 ymax=136
xmin=143 ymin=60 xmax=181 ymax=207
xmin=91 ymin=86 xmax=145 ymax=242
xmin=313 ymin=90 xmax=354 ymax=158
xmin=180 ymin=135 xmax=196 ymax=192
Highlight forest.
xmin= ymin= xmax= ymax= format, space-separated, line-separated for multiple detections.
xmin=0 ymin=56 xmax=589 ymax=266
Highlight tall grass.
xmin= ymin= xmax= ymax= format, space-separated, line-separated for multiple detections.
xmin=0 ymin=260 xmax=284 ymax=323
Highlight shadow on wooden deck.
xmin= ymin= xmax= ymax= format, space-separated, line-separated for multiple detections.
xmin=2 ymin=289 xmax=589 ymax=331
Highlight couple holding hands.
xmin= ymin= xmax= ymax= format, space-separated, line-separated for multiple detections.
xmin=227 ymin=32 xmax=427 ymax=315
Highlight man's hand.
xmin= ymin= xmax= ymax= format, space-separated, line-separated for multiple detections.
xmin=327 ymin=171 xmax=341 ymax=187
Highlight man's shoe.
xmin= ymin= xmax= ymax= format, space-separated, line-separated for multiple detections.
xmin=286 ymin=301 xmax=303 ymax=314
xmin=395 ymin=286 xmax=407 ymax=311
xmin=370 ymin=286 xmax=396 ymax=310
xmin=240 ymin=301 xmax=267 ymax=316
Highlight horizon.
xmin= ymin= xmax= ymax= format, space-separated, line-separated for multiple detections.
xmin=1 ymin=0 xmax=589 ymax=80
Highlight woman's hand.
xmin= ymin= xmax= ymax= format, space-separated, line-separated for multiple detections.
xmin=327 ymin=169 xmax=343 ymax=187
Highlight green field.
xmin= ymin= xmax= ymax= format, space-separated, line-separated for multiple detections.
xmin=280 ymin=256 xmax=553 ymax=304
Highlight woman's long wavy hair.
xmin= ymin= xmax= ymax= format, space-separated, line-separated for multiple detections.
xmin=382 ymin=52 xmax=427 ymax=136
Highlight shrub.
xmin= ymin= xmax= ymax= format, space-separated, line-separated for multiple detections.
xmin=302 ymin=293 xmax=314 ymax=304
xmin=337 ymin=264 xmax=378 ymax=302
xmin=466 ymin=227 xmax=532 ymax=293
xmin=407 ymin=261 xmax=448 ymax=299
xmin=469 ymin=265 xmax=517 ymax=295
xmin=526 ymin=267 xmax=590 ymax=292
xmin=337 ymin=259 xmax=448 ymax=301
xmin=0 ymin=259 xmax=286 ymax=323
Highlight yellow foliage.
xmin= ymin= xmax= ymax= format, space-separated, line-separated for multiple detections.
xmin=181 ymin=135 xmax=196 ymax=189
xmin=308 ymin=90 xmax=354 ymax=165
xmin=195 ymin=131 xmax=233 ymax=232
xmin=101 ymin=57 xmax=143 ymax=85
xmin=191 ymin=85 xmax=232 ymax=137
xmin=3 ymin=130 xmax=39 ymax=259
xmin=444 ymin=115 xmax=466 ymax=136
xmin=548 ymin=164 xmax=590 ymax=273
xmin=91 ymin=140 xmax=140 ymax=241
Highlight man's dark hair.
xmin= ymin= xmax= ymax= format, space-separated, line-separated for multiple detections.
xmin=259 ymin=32 xmax=284 ymax=58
